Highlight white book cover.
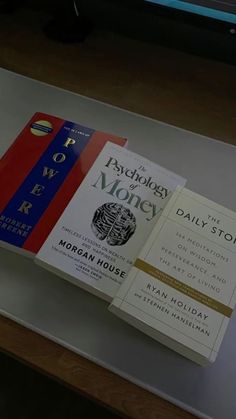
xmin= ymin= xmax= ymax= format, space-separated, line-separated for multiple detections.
xmin=110 ymin=187 xmax=236 ymax=364
xmin=35 ymin=142 xmax=185 ymax=301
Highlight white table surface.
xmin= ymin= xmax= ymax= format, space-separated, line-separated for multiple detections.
xmin=0 ymin=68 xmax=236 ymax=419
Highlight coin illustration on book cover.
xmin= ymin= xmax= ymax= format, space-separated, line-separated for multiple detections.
xmin=91 ymin=202 xmax=136 ymax=246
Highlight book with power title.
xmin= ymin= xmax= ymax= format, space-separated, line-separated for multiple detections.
xmin=0 ymin=112 xmax=127 ymax=257
xmin=109 ymin=187 xmax=236 ymax=365
xmin=35 ymin=142 xmax=186 ymax=301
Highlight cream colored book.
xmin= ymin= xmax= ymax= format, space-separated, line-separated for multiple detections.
xmin=109 ymin=187 xmax=236 ymax=365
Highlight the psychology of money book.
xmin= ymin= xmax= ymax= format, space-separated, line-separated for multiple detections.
xmin=35 ymin=142 xmax=186 ymax=301
xmin=0 ymin=112 xmax=127 ymax=256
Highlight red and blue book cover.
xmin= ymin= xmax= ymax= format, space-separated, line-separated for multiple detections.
xmin=0 ymin=112 xmax=127 ymax=256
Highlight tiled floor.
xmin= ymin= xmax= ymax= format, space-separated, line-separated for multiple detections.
xmin=0 ymin=352 xmax=121 ymax=419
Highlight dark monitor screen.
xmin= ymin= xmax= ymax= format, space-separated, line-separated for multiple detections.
xmin=145 ymin=1 xmax=236 ymax=24
xmin=80 ymin=0 xmax=236 ymax=64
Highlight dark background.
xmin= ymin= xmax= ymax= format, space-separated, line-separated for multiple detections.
xmin=50 ymin=0 xmax=236 ymax=64
xmin=0 ymin=351 xmax=121 ymax=419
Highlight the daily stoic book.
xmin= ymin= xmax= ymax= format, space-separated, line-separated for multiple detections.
xmin=35 ymin=142 xmax=186 ymax=301
xmin=110 ymin=187 xmax=236 ymax=365
xmin=0 ymin=112 xmax=127 ymax=256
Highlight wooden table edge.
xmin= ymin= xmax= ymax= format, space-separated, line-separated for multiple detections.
xmin=0 ymin=315 xmax=195 ymax=419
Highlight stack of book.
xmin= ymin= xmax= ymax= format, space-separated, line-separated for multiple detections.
xmin=1 ymin=112 xmax=236 ymax=366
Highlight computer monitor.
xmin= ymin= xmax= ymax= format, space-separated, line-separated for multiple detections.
xmin=114 ymin=0 xmax=236 ymax=63
xmin=145 ymin=1 xmax=236 ymax=25
xmin=79 ymin=0 xmax=236 ymax=63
